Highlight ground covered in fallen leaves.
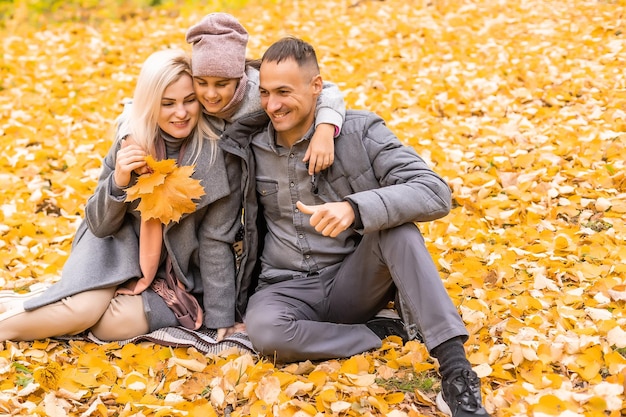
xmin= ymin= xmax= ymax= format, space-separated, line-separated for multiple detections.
xmin=1 ymin=0 xmax=625 ymax=416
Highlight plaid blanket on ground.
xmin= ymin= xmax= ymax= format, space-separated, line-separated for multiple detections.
xmin=1 ymin=283 xmax=256 ymax=355
xmin=83 ymin=326 xmax=256 ymax=354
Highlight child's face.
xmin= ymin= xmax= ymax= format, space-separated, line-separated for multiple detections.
xmin=193 ymin=76 xmax=239 ymax=115
xmin=158 ymin=74 xmax=200 ymax=139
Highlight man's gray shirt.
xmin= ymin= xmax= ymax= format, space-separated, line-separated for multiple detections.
xmin=251 ymin=124 xmax=357 ymax=282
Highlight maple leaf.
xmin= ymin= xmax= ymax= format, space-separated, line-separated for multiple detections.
xmin=33 ymin=361 xmax=62 ymax=391
xmin=125 ymin=157 xmax=205 ymax=224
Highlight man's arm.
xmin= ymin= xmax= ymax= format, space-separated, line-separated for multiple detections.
xmin=315 ymin=81 xmax=345 ymax=132
xmin=344 ymin=112 xmax=452 ymax=233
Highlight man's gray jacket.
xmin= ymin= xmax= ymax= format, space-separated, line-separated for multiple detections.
xmin=219 ymin=109 xmax=453 ymax=318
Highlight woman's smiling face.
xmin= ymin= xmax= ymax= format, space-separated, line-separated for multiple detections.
xmin=158 ymin=74 xmax=201 ymax=138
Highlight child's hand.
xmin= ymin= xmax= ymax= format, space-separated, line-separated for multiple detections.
xmin=304 ymin=123 xmax=336 ymax=175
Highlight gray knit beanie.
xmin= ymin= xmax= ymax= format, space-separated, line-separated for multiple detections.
xmin=185 ymin=13 xmax=249 ymax=78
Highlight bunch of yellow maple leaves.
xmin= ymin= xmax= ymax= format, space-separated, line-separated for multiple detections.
xmin=125 ymin=156 xmax=205 ymax=224
xmin=1 ymin=0 xmax=625 ymax=416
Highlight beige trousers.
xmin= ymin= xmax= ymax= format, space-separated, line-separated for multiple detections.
xmin=0 ymin=287 xmax=149 ymax=342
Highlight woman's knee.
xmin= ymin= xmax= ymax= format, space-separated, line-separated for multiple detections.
xmin=61 ymin=288 xmax=117 ymax=329
xmin=90 ymin=294 xmax=148 ymax=341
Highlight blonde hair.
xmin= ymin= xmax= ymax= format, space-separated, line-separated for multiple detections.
xmin=119 ymin=49 xmax=218 ymax=164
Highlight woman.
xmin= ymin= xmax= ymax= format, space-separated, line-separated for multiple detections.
xmin=0 ymin=48 xmax=242 ymax=342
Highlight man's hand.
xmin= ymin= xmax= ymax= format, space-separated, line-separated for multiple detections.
xmin=296 ymin=201 xmax=354 ymax=237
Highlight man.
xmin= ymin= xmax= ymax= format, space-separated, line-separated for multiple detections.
xmin=223 ymin=36 xmax=491 ymax=417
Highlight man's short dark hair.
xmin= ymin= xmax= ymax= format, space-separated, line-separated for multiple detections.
xmin=261 ymin=36 xmax=320 ymax=73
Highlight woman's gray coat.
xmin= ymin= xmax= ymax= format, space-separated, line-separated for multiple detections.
xmin=25 ymin=136 xmax=243 ymax=329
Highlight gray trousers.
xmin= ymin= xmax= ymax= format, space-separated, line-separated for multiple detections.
xmin=244 ymin=223 xmax=468 ymax=362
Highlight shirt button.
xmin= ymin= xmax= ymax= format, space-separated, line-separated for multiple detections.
xmin=290 ymin=182 xmax=295 ymax=187
xmin=305 ymin=255 xmax=310 ymax=259
xmin=298 ymin=234 xmax=304 ymax=239
xmin=295 ymin=208 xmax=299 ymax=213
xmin=289 ymin=153 xmax=295 ymax=158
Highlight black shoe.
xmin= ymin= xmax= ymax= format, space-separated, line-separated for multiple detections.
xmin=436 ymin=369 xmax=491 ymax=417
xmin=365 ymin=317 xmax=409 ymax=344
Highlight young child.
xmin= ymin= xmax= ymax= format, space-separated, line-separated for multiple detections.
xmin=185 ymin=12 xmax=345 ymax=175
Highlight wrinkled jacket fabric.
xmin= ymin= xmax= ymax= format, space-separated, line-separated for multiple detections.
xmin=219 ymin=111 xmax=267 ymax=319
xmin=26 ymin=137 xmax=243 ymax=329
xmin=220 ymin=109 xmax=452 ymax=317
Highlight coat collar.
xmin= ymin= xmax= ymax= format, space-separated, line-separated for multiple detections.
xmin=222 ymin=110 xmax=270 ymax=149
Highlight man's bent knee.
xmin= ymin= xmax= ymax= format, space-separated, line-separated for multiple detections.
xmin=245 ymin=310 xmax=295 ymax=358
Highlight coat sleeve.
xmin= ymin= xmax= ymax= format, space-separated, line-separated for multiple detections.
xmin=344 ymin=113 xmax=452 ymax=233
xmin=316 ymin=81 xmax=346 ymax=132
xmin=83 ymin=138 xmax=136 ymax=238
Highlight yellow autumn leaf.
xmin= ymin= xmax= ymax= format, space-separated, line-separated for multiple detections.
xmin=281 ymin=360 xmax=316 ymax=376
xmin=126 ymin=156 xmax=169 ymax=195
xmin=568 ymin=345 xmax=604 ymax=383
xmin=367 ymin=395 xmax=389 ymax=414
xmin=531 ymin=394 xmax=571 ymax=415
xmin=288 ymin=398 xmax=318 ymax=415
xmin=272 ymin=371 xmax=299 ymax=388
xmin=339 ymin=355 xmax=370 ymax=375
xmin=111 ymin=383 xmax=143 ymax=403
xmin=3 ymin=0 xmax=626 ymax=416
xmin=344 ymin=373 xmax=376 ymax=387
xmin=306 ymin=370 xmax=328 ymax=388
xmin=123 ymin=371 xmax=148 ymax=390
xmin=255 ymin=375 xmax=281 ymax=404
xmin=64 ymin=367 xmax=101 ymax=389
xmin=284 ymin=380 xmax=314 ymax=397
xmin=384 ymin=392 xmax=406 ymax=404
xmin=519 ymin=363 xmax=543 ymax=388
xmin=318 ymin=388 xmax=338 ymax=404
xmin=33 ymin=361 xmax=62 ymax=391
xmin=180 ymin=373 xmax=213 ymax=398
xmin=249 ymin=399 xmax=270 ymax=417
xmin=329 ymin=400 xmax=351 ymax=413
xmin=170 ymin=357 xmax=207 ymax=372
xmin=81 ymin=397 xmax=109 ymax=417
xmin=187 ymin=400 xmax=219 ymax=417
xmin=125 ymin=157 xmax=205 ymax=224
xmin=145 ymin=156 xmax=178 ymax=175
xmin=414 ymin=388 xmax=436 ymax=406
xmin=607 ymin=284 xmax=626 ymax=302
